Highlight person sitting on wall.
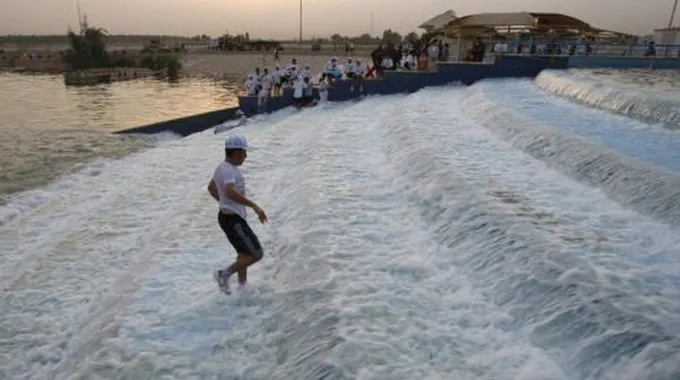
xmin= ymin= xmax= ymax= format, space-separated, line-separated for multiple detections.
xmin=644 ymin=42 xmax=656 ymax=57
xmin=403 ymin=51 xmax=415 ymax=70
xmin=344 ymin=58 xmax=356 ymax=80
xmin=381 ymin=55 xmax=394 ymax=71
xmin=321 ymin=57 xmax=335 ymax=81
xmin=323 ymin=58 xmax=343 ymax=83
xmin=350 ymin=59 xmax=364 ymax=92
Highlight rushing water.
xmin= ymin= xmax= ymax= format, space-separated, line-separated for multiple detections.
xmin=2 ymin=80 xmax=680 ymax=379
xmin=534 ymin=70 xmax=680 ymax=129
xmin=0 ymin=73 xmax=239 ymax=203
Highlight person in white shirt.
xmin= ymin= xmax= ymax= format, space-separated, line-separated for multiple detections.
xmin=351 ymin=60 xmax=364 ymax=92
xmin=292 ymin=76 xmax=307 ymax=108
xmin=404 ymin=52 xmax=415 ymax=70
xmin=344 ymin=58 xmax=356 ymax=79
xmin=381 ymin=56 xmax=394 ymax=71
xmin=258 ymin=68 xmax=273 ymax=112
xmin=271 ymin=66 xmax=282 ymax=96
xmin=317 ymin=78 xmax=329 ymax=103
xmin=427 ymin=43 xmax=439 ymax=70
xmin=283 ymin=58 xmax=298 ymax=86
xmin=323 ymin=57 xmax=340 ymax=83
xmin=208 ymin=135 xmax=268 ymax=295
xmin=299 ymin=65 xmax=313 ymax=99
xmin=293 ymin=78 xmax=305 ymax=108
xmin=247 ymin=68 xmax=262 ymax=96
xmin=244 ymin=74 xmax=255 ymax=96
xmin=299 ymin=65 xmax=312 ymax=81
xmin=493 ymin=41 xmax=508 ymax=55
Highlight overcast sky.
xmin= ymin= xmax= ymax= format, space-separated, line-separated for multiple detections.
xmin=0 ymin=0 xmax=676 ymax=37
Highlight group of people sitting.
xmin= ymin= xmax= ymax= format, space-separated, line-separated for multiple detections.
xmin=244 ymin=56 xmax=367 ymax=110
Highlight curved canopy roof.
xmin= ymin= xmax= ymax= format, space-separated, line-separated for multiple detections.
xmin=419 ymin=10 xmax=457 ymax=31
xmin=446 ymin=12 xmax=593 ymax=31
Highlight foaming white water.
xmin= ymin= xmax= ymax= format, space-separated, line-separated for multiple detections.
xmin=481 ymin=78 xmax=680 ymax=174
xmin=462 ymin=81 xmax=680 ymax=228
xmin=0 ymin=131 xmax=181 ymax=227
xmin=535 ymin=70 xmax=680 ymax=128
xmin=2 ymin=86 xmax=680 ymax=380
xmin=387 ymin=87 xmax=680 ymax=380
xmin=1 ymin=94 xmax=563 ymax=380
xmin=388 ymin=87 xmax=680 ymax=379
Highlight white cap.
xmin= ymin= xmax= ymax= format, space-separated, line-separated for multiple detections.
xmin=225 ymin=135 xmax=248 ymax=150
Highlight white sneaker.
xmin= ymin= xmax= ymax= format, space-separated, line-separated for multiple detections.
xmin=213 ymin=270 xmax=231 ymax=295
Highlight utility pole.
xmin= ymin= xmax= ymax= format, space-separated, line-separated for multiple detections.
xmin=75 ymin=0 xmax=83 ymax=33
xmin=669 ymin=0 xmax=678 ymax=28
xmin=299 ymin=0 xmax=303 ymax=45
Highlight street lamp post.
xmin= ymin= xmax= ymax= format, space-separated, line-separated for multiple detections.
xmin=299 ymin=0 xmax=303 ymax=45
xmin=76 ymin=0 xmax=84 ymax=33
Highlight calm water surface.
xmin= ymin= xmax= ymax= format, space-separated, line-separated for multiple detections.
xmin=0 ymin=73 xmax=239 ymax=201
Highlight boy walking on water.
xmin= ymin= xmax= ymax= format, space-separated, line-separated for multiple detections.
xmin=207 ymin=135 xmax=268 ymax=294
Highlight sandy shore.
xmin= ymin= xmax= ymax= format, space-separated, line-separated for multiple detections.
xmin=181 ymin=52 xmax=372 ymax=84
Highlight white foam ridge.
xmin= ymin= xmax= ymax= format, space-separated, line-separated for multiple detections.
xmin=463 ymin=81 xmax=680 ymax=228
xmin=484 ymin=77 xmax=680 ymax=174
xmin=1 ymin=84 xmax=680 ymax=380
xmin=534 ymin=70 xmax=680 ymax=129
xmin=0 ymin=131 xmax=182 ymax=227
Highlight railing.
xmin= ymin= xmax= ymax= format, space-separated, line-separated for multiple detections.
xmin=482 ymin=41 xmax=680 ymax=58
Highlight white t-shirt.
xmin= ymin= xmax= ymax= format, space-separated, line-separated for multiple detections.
xmin=293 ymin=80 xmax=307 ymax=98
xmin=213 ymin=161 xmax=247 ymax=219
xmin=285 ymin=64 xmax=298 ymax=77
xmin=260 ymin=74 xmax=273 ymax=91
xmin=344 ymin=63 xmax=355 ymax=75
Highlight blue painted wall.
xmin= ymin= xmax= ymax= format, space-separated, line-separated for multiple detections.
xmin=113 ymin=107 xmax=240 ymax=136
xmin=238 ymin=55 xmax=570 ymax=114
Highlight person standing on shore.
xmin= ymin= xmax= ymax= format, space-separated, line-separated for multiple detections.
xmin=207 ymin=135 xmax=268 ymax=295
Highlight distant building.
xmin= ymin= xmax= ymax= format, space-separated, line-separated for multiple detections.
xmin=653 ymin=27 xmax=680 ymax=46
xmin=418 ymin=10 xmax=457 ymax=35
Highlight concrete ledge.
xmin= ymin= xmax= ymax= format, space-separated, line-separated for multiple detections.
xmin=238 ymin=55 xmax=568 ymax=112
xmin=567 ymin=56 xmax=680 ymax=69
xmin=113 ymin=107 xmax=240 ymax=136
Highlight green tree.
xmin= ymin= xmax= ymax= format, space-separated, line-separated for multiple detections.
xmin=62 ymin=26 xmax=110 ymax=70
xmin=404 ymin=32 xmax=419 ymax=42
xmin=381 ymin=29 xmax=402 ymax=45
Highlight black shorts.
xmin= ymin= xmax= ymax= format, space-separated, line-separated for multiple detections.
xmin=218 ymin=212 xmax=262 ymax=255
